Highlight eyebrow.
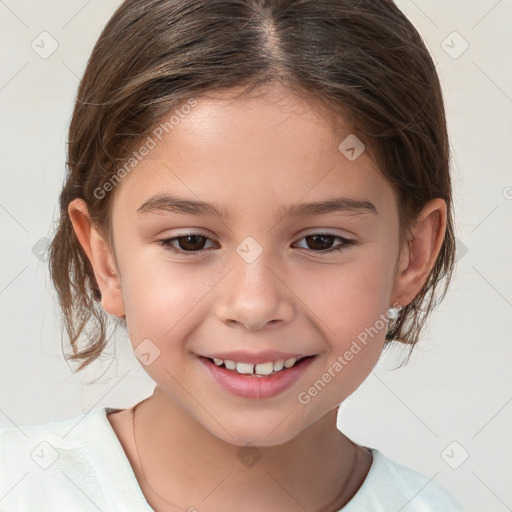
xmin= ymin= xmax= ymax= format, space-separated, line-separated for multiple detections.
xmin=136 ymin=193 xmax=377 ymax=219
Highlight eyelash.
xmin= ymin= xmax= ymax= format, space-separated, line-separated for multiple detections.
xmin=157 ymin=233 xmax=357 ymax=256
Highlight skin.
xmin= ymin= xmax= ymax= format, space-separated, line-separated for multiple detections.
xmin=68 ymin=83 xmax=447 ymax=512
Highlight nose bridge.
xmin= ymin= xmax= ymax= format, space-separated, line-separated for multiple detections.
xmin=216 ymin=242 xmax=294 ymax=329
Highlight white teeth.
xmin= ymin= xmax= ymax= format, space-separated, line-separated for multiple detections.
xmin=284 ymin=358 xmax=297 ymax=368
xmin=273 ymin=360 xmax=284 ymax=371
xmin=224 ymin=360 xmax=236 ymax=370
xmin=236 ymin=362 xmax=254 ymax=374
xmin=210 ymin=356 xmax=305 ymax=375
xmin=254 ymin=361 xmax=274 ymax=375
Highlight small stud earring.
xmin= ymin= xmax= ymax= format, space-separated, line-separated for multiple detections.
xmin=386 ymin=306 xmax=400 ymax=320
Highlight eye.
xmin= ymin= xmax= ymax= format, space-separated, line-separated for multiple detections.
xmin=157 ymin=234 xmax=217 ymax=254
xmin=157 ymin=232 xmax=356 ymax=256
xmin=293 ymin=233 xmax=356 ymax=253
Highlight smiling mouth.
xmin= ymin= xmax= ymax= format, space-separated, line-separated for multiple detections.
xmin=200 ymin=355 xmax=316 ymax=377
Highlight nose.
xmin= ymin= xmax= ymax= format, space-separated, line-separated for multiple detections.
xmin=215 ymin=251 xmax=294 ymax=331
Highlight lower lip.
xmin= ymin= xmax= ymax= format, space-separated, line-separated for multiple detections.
xmin=198 ymin=355 xmax=317 ymax=399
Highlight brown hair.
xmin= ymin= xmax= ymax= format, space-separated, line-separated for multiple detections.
xmin=48 ymin=0 xmax=455 ymax=371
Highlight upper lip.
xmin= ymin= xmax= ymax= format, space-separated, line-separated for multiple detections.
xmin=200 ymin=350 xmax=315 ymax=365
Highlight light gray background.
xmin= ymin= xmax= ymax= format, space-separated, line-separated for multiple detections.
xmin=1 ymin=1 xmax=511 ymax=510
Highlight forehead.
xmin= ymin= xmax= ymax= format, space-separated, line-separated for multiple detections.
xmin=111 ymin=84 xmax=397 ymax=220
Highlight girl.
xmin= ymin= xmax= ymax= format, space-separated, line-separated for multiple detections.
xmin=0 ymin=0 xmax=467 ymax=510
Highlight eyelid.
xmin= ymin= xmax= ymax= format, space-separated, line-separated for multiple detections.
xmin=156 ymin=232 xmax=217 ymax=254
xmin=292 ymin=232 xmax=355 ymax=251
xmin=292 ymin=225 xmax=355 ymax=240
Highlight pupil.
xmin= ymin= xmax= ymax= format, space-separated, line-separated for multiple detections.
xmin=307 ymin=234 xmax=332 ymax=251
xmin=180 ymin=235 xmax=205 ymax=251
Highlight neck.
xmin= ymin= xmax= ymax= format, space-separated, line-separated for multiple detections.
xmin=131 ymin=386 xmax=366 ymax=512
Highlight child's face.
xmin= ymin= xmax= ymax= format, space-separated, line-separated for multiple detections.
xmin=107 ymin=84 xmax=407 ymax=445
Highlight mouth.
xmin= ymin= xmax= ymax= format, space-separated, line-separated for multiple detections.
xmin=199 ymin=354 xmax=315 ymax=377
xmin=200 ymin=356 xmax=315 ymax=378
xmin=197 ymin=354 xmax=318 ymax=399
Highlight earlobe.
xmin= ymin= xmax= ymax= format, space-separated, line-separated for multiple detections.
xmin=390 ymin=198 xmax=447 ymax=308
xmin=68 ymin=199 xmax=125 ymax=317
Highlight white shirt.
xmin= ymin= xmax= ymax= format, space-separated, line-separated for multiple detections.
xmin=0 ymin=406 xmax=466 ymax=511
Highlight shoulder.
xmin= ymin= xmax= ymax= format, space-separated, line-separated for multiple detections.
xmin=0 ymin=407 xmax=122 ymax=510
xmin=341 ymin=448 xmax=467 ymax=511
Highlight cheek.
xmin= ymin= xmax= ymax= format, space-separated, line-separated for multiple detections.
xmin=294 ymin=255 xmax=392 ymax=335
xmin=121 ymin=256 xmax=213 ymax=346
xmin=289 ymin=254 xmax=391 ymax=392
xmin=120 ymin=263 xmax=215 ymax=389
xmin=295 ymin=267 xmax=389 ymax=408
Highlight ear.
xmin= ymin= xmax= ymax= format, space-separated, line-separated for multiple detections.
xmin=390 ymin=198 xmax=447 ymax=308
xmin=68 ymin=198 xmax=125 ymax=317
